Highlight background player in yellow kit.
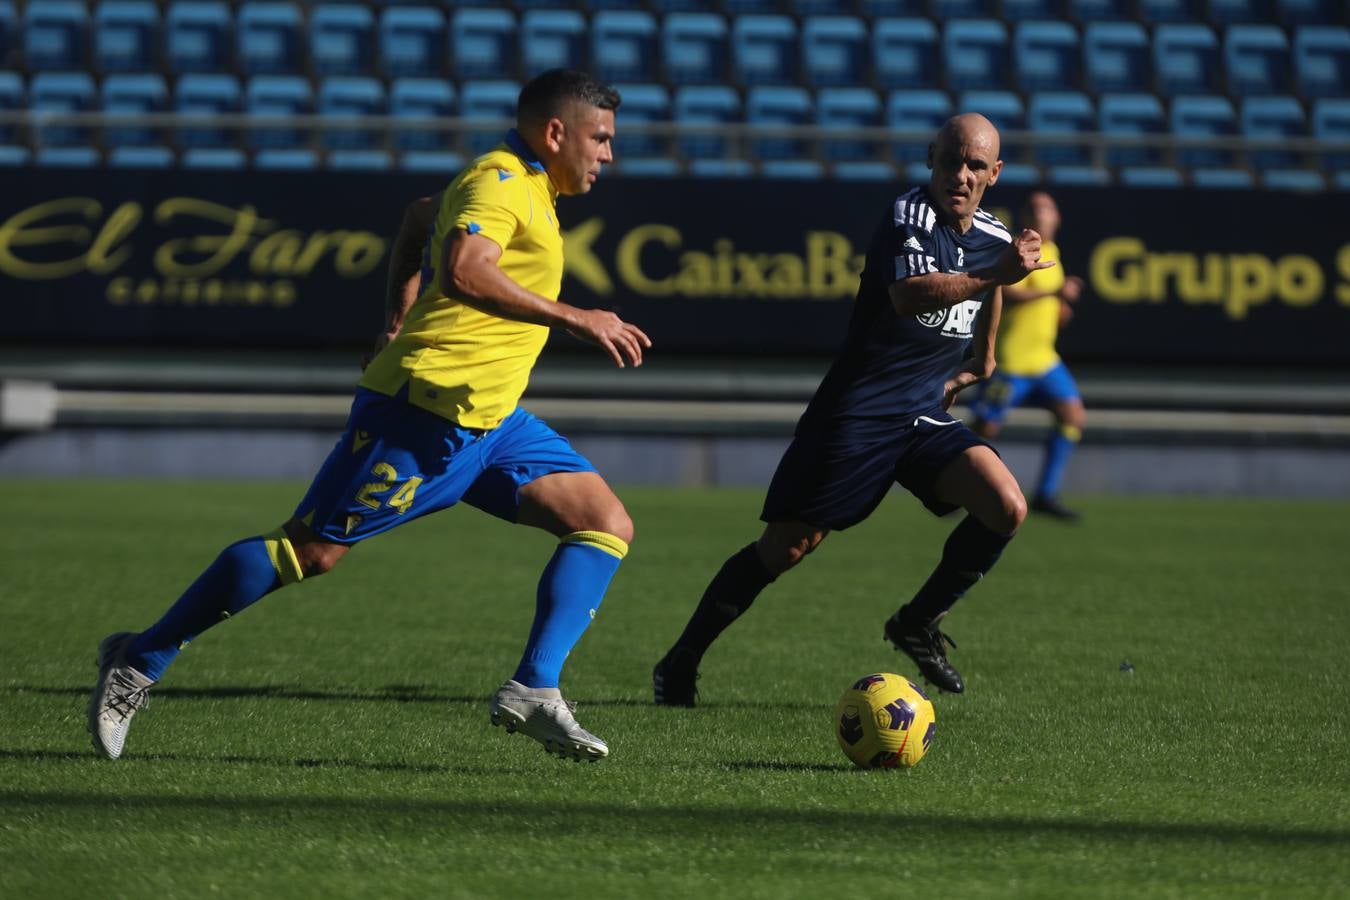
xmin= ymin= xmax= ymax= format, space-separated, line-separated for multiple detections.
xmin=970 ymin=190 xmax=1086 ymax=521
xmin=88 ymin=69 xmax=650 ymax=763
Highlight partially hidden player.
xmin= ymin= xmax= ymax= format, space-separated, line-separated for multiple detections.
xmin=970 ymin=189 xmax=1086 ymax=521
xmin=654 ymin=114 xmax=1050 ymax=703
xmin=88 ymin=70 xmax=650 ymax=763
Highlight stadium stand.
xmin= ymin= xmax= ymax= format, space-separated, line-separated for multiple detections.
xmin=0 ymin=0 xmax=1341 ymax=188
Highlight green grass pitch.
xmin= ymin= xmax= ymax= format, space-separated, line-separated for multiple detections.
xmin=2 ymin=479 xmax=1348 ymax=898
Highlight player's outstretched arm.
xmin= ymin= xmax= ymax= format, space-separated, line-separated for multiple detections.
xmin=889 ymin=229 xmax=1055 ymax=316
xmin=442 ymin=230 xmax=652 ymax=368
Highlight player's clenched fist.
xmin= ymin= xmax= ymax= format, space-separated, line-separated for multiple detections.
xmin=995 ymin=228 xmax=1056 ymax=284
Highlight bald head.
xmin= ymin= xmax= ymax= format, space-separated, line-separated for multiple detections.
xmin=935 ymin=113 xmax=1001 ymax=161
xmin=926 ymin=113 xmax=1004 ymax=231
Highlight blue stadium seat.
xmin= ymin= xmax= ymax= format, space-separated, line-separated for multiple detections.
xmin=459 ymin=80 xmax=519 ymax=154
xmin=616 ymin=157 xmax=682 ymax=177
xmin=102 ymin=72 xmax=168 ymax=147
xmin=1013 ymin=21 xmax=1080 ymax=93
xmin=612 ymin=83 xmax=670 ymax=160
xmin=311 ymin=5 xmax=374 ymax=77
xmin=592 ymin=11 xmax=658 ymax=83
xmin=328 ymin=150 xmax=392 ymax=171
xmin=943 ymin=20 xmax=1010 ymax=91
xmin=958 ymin=90 xmax=1025 ymax=160
xmin=997 ymin=162 xmax=1043 ymax=185
xmin=886 ymin=89 xmax=951 ymax=163
xmin=761 ymin=160 xmax=826 ymax=180
xmin=109 ymin=145 xmax=175 ymax=168
xmin=451 ymin=8 xmax=517 ymax=80
xmin=94 ymin=2 xmax=160 ymax=73
xmin=245 ymin=75 xmax=313 ymax=150
xmin=400 ymin=150 xmax=466 ymax=174
xmin=254 ymin=148 xmax=318 ymax=170
xmin=833 ymin=161 xmax=897 ymax=181
xmin=1191 ymin=168 xmax=1254 ymax=188
xmin=873 ymin=18 xmax=939 ymax=89
xmin=1119 ymin=166 xmax=1184 ymax=187
xmin=379 ymin=6 xmax=445 ymax=78
xmin=36 ymin=147 xmax=101 ymax=167
xmin=1240 ymin=95 xmax=1307 ymax=168
xmin=1137 ymin=0 xmax=1204 ymax=23
xmin=1294 ymin=27 xmax=1350 ymax=99
xmin=1000 ymin=0 xmax=1066 ymax=18
xmin=24 ymin=1 xmax=88 ymax=71
xmin=673 ymin=84 xmax=741 ymax=159
xmin=0 ymin=71 xmax=22 ymax=144
xmin=30 ymin=71 xmax=95 ymax=146
xmin=662 ymin=14 xmax=729 ymax=85
xmin=1170 ymin=94 xmax=1238 ymax=167
xmin=1046 ymin=164 xmax=1111 ymax=186
xmin=689 ymin=158 xmax=755 ymax=178
xmin=1224 ymin=25 xmax=1292 ymax=95
xmin=1277 ymin=0 xmax=1339 ymax=25
xmin=1098 ymin=92 xmax=1165 ymax=167
xmin=175 ymin=73 xmax=240 ymax=148
xmin=1155 ymin=24 xmax=1221 ymax=94
xmin=802 ymin=16 xmax=868 ymax=88
xmin=1312 ymin=98 xmax=1350 ymax=171
xmin=816 ymin=87 xmax=881 ymax=161
xmin=166 ymin=2 xmax=232 ymax=74
xmin=746 ymin=86 xmax=812 ymax=161
xmin=1259 ymin=169 xmax=1324 ymax=191
xmin=732 ymin=15 xmax=799 ymax=86
xmin=1312 ymin=97 xmax=1350 ymax=171
xmin=521 ymin=10 xmax=586 ymax=78
xmin=318 ymin=77 xmax=385 ymax=150
xmin=1207 ymin=0 xmax=1273 ymax=26
xmin=182 ymin=147 xmax=245 ymax=169
xmin=390 ymin=78 xmax=454 ymax=151
xmin=238 ymin=3 xmax=303 ymax=75
xmin=1082 ymin=22 xmax=1150 ymax=93
xmin=1065 ymin=0 xmax=1132 ymax=21
xmin=1027 ymin=90 xmax=1094 ymax=165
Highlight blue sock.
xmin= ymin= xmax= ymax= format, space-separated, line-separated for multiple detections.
xmin=513 ymin=532 xmax=628 ymax=689
xmin=1037 ymin=424 xmax=1080 ymax=500
xmin=900 ymin=516 xmax=1014 ymax=626
xmin=126 ymin=529 xmax=304 ymax=680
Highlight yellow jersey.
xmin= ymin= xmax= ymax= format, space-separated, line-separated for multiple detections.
xmin=360 ymin=133 xmax=563 ymax=429
xmin=995 ymin=239 xmax=1065 ymax=376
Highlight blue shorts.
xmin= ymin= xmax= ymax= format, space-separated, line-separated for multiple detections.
xmin=968 ymin=362 xmax=1080 ymax=426
xmin=761 ymin=408 xmax=993 ymax=530
xmin=294 ymin=388 xmax=597 ymax=543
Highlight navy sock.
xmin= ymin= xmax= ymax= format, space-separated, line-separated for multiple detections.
xmin=513 ymin=532 xmax=627 ymax=689
xmin=669 ymin=543 xmax=777 ymax=661
xmin=126 ymin=530 xmax=302 ymax=680
xmin=899 ymin=516 xmax=1013 ymax=626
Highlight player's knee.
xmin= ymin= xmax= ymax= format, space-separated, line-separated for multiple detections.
xmin=281 ymin=519 xmax=348 ymax=578
xmin=998 ymin=487 xmax=1028 ymax=534
xmin=586 ymin=502 xmax=634 ymax=545
xmin=757 ymin=528 xmax=825 ymax=575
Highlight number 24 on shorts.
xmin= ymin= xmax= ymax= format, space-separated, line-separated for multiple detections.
xmin=355 ymin=462 xmax=422 ymax=514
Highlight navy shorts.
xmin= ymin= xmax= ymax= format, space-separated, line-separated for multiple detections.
xmin=294 ymin=388 xmax=597 ymax=544
xmin=761 ymin=408 xmax=993 ymax=530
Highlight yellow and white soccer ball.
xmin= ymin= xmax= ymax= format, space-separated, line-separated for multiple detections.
xmin=836 ymin=672 xmax=936 ymax=769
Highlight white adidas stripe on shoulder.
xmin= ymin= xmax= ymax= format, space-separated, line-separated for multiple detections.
xmin=893 ymin=187 xmax=936 ymax=234
xmin=971 ymin=210 xmax=1012 ymax=243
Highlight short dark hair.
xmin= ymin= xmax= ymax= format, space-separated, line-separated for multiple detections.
xmin=516 ymin=69 xmax=621 ymax=128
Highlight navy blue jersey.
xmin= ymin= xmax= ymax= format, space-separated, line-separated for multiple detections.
xmin=803 ymin=186 xmax=1012 ymax=424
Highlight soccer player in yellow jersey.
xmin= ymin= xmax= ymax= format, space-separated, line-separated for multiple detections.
xmin=971 ymin=190 xmax=1086 ymax=521
xmin=88 ymin=70 xmax=651 ymax=763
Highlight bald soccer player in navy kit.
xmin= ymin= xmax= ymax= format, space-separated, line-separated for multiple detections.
xmin=654 ymin=114 xmax=1053 ymax=701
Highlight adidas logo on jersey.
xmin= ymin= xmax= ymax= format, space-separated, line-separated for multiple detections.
xmin=904 ymin=236 xmax=924 ymax=252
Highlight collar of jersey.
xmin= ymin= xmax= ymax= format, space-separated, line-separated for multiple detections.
xmin=504 ymin=129 xmax=547 ymax=174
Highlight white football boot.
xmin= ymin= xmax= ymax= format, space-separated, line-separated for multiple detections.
xmin=489 ymin=679 xmax=609 ymax=762
xmin=87 ymin=632 xmax=155 ymax=760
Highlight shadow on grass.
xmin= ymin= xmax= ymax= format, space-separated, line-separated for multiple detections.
xmin=10 ymin=685 xmax=830 ymax=711
xmin=0 ymin=785 xmax=1345 ymax=849
xmin=0 ymin=747 xmax=456 ymax=775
